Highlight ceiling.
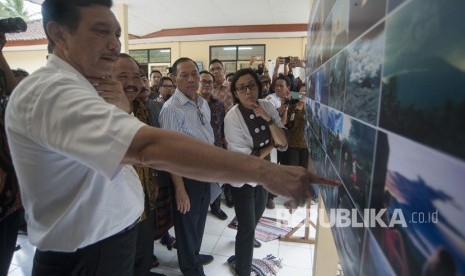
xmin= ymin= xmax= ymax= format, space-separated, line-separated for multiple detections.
xmin=26 ymin=0 xmax=311 ymax=42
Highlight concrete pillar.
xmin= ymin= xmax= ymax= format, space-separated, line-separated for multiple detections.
xmin=115 ymin=3 xmax=128 ymax=54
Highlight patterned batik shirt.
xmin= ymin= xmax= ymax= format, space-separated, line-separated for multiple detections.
xmin=213 ymin=82 xmax=234 ymax=111
xmin=208 ymin=97 xmax=227 ymax=148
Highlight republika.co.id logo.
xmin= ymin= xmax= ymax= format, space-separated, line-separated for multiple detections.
xmin=318 ymin=208 xmax=438 ymax=228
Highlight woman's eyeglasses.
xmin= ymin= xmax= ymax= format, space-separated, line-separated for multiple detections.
xmin=235 ymin=82 xmax=257 ymax=93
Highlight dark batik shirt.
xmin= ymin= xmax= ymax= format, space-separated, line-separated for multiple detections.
xmin=208 ymin=97 xmax=227 ymax=148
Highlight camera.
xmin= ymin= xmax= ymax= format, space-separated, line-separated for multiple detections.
xmin=256 ymin=64 xmax=264 ymax=75
xmin=0 ymin=17 xmax=27 ymax=33
xmin=284 ymin=92 xmax=302 ymax=105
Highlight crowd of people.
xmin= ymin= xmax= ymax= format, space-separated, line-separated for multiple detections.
xmin=0 ymin=1 xmax=338 ymax=276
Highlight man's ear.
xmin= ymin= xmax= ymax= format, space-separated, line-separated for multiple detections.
xmin=171 ymin=75 xmax=178 ymax=86
xmin=46 ymin=21 xmax=68 ymax=51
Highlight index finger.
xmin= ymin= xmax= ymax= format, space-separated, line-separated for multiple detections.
xmin=310 ymin=174 xmax=341 ymax=187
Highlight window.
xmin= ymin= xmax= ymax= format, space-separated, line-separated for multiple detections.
xmin=129 ymin=48 xmax=171 ymax=64
xmin=209 ymin=45 xmax=265 ymax=73
xmin=129 ymin=48 xmax=171 ymax=77
xmin=148 ymin=49 xmax=171 ymax=63
xmin=129 ymin=50 xmax=149 ymax=64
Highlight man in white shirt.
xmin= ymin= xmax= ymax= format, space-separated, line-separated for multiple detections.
xmin=264 ymin=75 xmax=292 ymax=208
xmin=5 ymin=1 xmax=336 ymax=275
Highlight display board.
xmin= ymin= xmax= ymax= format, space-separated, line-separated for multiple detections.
xmin=305 ymin=0 xmax=465 ymax=275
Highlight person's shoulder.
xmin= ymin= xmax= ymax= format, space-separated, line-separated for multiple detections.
xmin=148 ymin=100 xmax=163 ymax=109
xmin=225 ymin=104 xmax=239 ymax=117
xmin=211 ymin=97 xmax=225 ymax=107
xmin=160 ymin=97 xmax=183 ymax=116
xmin=258 ymin=99 xmax=275 ymax=109
xmin=264 ymin=93 xmax=276 ymax=100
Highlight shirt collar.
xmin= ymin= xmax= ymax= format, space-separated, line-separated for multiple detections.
xmin=46 ymin=54 xmax=97 ymax=93
xmin=173 ymin=88 xmax=205 ymax=108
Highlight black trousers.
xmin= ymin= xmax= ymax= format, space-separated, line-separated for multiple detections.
xmin=32 ymin=222 xmax=139 ymax=276
xmin=134 ymin=211 xmax=155 ymax=276
xmin=0 ymin=209 xmax=20 ymax=276
xmin=286 ymin=147 xmax=309 ymax=168
xmin=231 ymin=185 xmax=268 ymax=276
xmin=173 ymin=178 xmax=210 ymax=276
xmin=209 ymin=192 xmax=221 ymax=211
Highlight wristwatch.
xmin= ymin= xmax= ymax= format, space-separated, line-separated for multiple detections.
xmin=267 ymin=118 xmax=275 ymax=126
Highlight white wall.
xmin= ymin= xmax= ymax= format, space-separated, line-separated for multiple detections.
xmin=4 ymin=36 xmax=306 ymax=74
xmin=4 ymin=49 xmax=48 ymax=74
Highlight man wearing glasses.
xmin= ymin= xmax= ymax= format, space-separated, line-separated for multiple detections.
xmin=209 ymin=59 xmax=233 ymax=111
xmin=159 ymin=57 xmax=215 ymax=276
xmin=156 ymin=76 xmax=175 ymax=103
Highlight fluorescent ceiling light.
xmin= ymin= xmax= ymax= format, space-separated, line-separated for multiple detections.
xmin=223 ymin=47 xmax=236 ymax=50
xmin=160 ymin=49 xmax=170 ymax=53
xmin=238 ymin=47 xmax=253 ymax=50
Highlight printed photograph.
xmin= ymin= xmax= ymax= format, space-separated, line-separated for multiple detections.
xmin=361 ymin=231 xmax=396 ymax=276
xmin=344 ymin=23 xmax=385 ymax=125
xmin=321 ymin=0 xmax=337 ymax=22
xmin=330 ymin=0 xmax=350 ymax=58
xmin=379 ymin=0 xmax=465 ymax=161
xmin=320 ymin=18 xmax=333 ymax=66
xmin=307 ymin=38 xmax=320 ymax=76
xmin=320 ymin=107 xmax=343 ymax=170
xmin=328 ymin=49 xmax=347 ymax=112
xmin=320 ymin=157 xmax=341 ymax=213
xmin=387 ymin=0 xmax=409 ymax=12
xmin=306 ymin=99 xmax=322 ymax=145
xmin=330 ymin=186 xmax=365 ymax=276
xmin=320 ymin=61 xmax=331 ymax=105
xmin=307 ymin=0 xmax=324 ymax=50
xmin=371 ymin=131 xmax=465 ymax=276
xmin=348 ymin=0 xmax=387 ymax=43
xmin=309 ymin=65 xmax=329 ymax=105
xmin=317 ymin=105 xmax=331 ymax=153
xmin=339 ymin=116 xmax=376 ymax=211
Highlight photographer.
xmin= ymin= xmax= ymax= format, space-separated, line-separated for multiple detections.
xmin=0 ymin=31 xmax=21 ymax=276
xmin=264 ymin=75 xmax=291 ymax=208
xmin=272 ymin=56 xmax=305 ymax=92
xmin=265 ymin=75 xmax=291 ymax=126
xmin=248 ymin=55 xmax=269 ymax=77
xmin=283 ymin=90 xmax=310 ymax=173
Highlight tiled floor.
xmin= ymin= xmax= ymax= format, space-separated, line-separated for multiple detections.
xmin=8 ymin=196 xmax=317 ymax=276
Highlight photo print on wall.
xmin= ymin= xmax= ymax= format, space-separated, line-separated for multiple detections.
xmin=379 ymin=0 xmax=465 ymax=161
xmin=305 ymin=0 xmax=465 ymax=275
xmin=344 ymin=23 xmax=385 ymax=126
xmin=370 ymin=131 xmax=465 ymax=276
xmin=339 ymin=115 xmax=376 ymax=212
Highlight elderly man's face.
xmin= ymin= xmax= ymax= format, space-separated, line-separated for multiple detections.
xmin=112 ymin=57 xmax=142 ymax=102
xmin=173 ymin=60 xmax=200 ymax=100
xmin=55 ymin=5 xmax=121 ymax=78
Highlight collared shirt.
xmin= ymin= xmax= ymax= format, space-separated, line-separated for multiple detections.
xmin=159 ymin=89 xmax=214 ymax=145
xmin=265 ymin=93 xmax=282 ymax=108
xmin=5 ymin=54 xmax=145 ymax=251
xmin=224 ymin=99 xmax=286 ymax=187
xmin=213 ymin=82 xmax=234 ymax=111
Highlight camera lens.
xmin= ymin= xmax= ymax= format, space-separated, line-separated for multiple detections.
xmin=0 ymin=17 xmax=27 ymax=33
